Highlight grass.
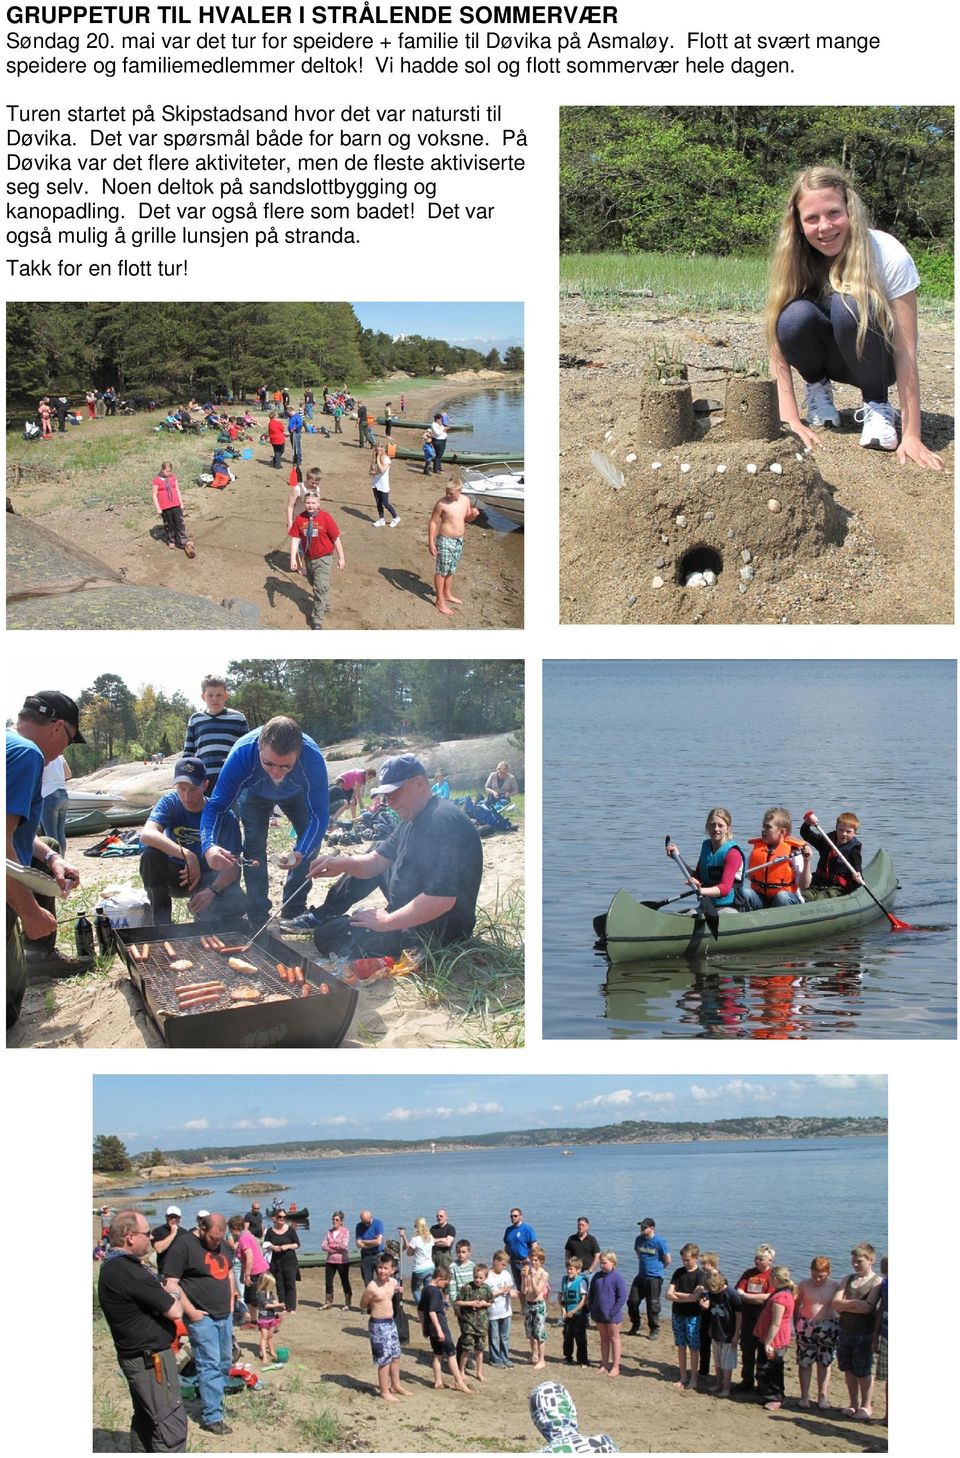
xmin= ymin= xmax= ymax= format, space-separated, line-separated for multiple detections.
xmin=293 ymin=1399 xmax=342 ymax=1450
xmin=561 ymin=249 xmax=954 ymax=320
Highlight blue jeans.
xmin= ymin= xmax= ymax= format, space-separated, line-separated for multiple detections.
xmin=740 ymin=886 xmax=803 ymax=910
xmin=187 ymin=1313 xmax=232 ymax=1425
xmin=488 ymin=1314 xmax=512 ymax=1364
xmin=240 ymin=790 xmax=312 ymax=923
xmin=411 ymin=1269 xmax=433 ymax=1302
xmin=40 ymin=788 xmax=69 ymax=855
xmin=289 ymin=430 xmax=302 ymax=465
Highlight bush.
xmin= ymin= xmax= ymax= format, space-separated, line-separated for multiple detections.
xmin=914 ymin=249 xmax=954 ymax=300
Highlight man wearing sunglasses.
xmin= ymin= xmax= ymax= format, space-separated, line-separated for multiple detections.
xmin=6 ymin=691 xmax=90 ymax=1029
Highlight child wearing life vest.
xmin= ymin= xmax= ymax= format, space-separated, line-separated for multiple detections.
xmin=800 ymin=811 xmax=864 ymax=897
xmin=667 ymin=806 xmax=746 ymax=909
xmin=740 ymin=807 xmax=812 ymax=909
xmin=151 ymin=462 xmax=196 ymax=557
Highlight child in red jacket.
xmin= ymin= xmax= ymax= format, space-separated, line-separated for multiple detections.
xmin=151 ymin=462 xmax=195 ymax=557
xmin=288 ymin=492 xmax=344 ymax=629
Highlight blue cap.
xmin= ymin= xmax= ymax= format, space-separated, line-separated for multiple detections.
xmin=376 ymin=755 xmax=427 ymax=794
xmin=173 ymin=756 xmax=207 ymax=787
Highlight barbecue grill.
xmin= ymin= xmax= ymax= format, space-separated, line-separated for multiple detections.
xmin=113 ymin=923 xmax=358 ymax=1048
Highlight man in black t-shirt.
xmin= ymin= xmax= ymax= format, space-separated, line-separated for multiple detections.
xmin=430 ymin=1208 xmax=457 ymax=1272
xmin=244 ymin=1201 xmax=264 ymax=1239
xmin=301 ymin=756 xmax=484 ymax=959
xmin=563 ymin=1216 xmax=601 ymax=1275
xmin=163 ymin=1212 xmax=236 ymax=1437
xmin=97 ymin=1210 xmax=187 ymax=1452
xmin=151 ymin=1205 xmax=187 ymax=1280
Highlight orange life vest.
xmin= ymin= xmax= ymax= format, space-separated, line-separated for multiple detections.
xmin=747 ymin=836 xmax=805 ymax=896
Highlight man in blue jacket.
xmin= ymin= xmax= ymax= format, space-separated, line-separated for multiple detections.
xmin=503 ymin=1207 xmax=537 ymax=1294
xmin=201 ymin=717 xmax=328 ymax=927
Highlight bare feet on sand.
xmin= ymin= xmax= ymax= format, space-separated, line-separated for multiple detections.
xmin=447 ymin=593 xmax=463 ymax=604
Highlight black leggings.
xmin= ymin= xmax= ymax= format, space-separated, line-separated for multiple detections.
xmin=372 ymin=487 xmax=397 ymax=519
xmin=324 ymin=1263 xmax=352 ymax=1304
xmin=776 ymin=294 xmax=895 ymax=402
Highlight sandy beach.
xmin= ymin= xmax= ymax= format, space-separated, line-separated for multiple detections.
xmin=7 ymin=376 xmax=523 ymax=630
xmin=92 ymin=1260 xmax=887 ymax=1453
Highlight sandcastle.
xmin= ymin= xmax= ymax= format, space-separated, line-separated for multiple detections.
xmin=598 ymin=375 xmax=846 ymax=595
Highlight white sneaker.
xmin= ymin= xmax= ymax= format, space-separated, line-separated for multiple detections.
xmin=371 ymin=518 xmax=385 ymax=528
xmin=389 ymin=515 xmax=401 ymax=527
xmin=803 ymin=378 xmax=840 ymax=428
xmin=855 ymin=401 xmax=899 ymax=451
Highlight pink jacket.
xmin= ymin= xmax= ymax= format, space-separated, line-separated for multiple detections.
xmin=152 ymin=473 xmax=182 ymax=512
xmin=322 ymin=1225 xmax=350 ymax=1264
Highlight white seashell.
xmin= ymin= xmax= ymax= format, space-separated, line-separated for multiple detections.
xmin=746 ymin=463 xmax=758 ymax=475
xmin=604 ymin=429 xmax=614 ymax=442
xmin=651 ymin=461 xmax=662 ymax=471
xmin=651 ymin=576 xmax=664 ymax=589
xmin=795 ymin=452 xmax=804 ymax=462
xmin=702 ymin=570 xmax=717 ymax=586
xmin=685 ymin=572 xmax=706 ymax=588
xmin=660 ymin=534 xmax=669 ymax=545
xmin=625 ymin=453 xmax=637 ymax=464
xmin=769 ymin=463 xmax=783 ymax=475
xmin=680 ymin=463 xmax=691 ymax=474
xmin=767 ymin=498 xmax=782 ymax=513
xmin=675 ymin=514 xmax=687 ymax=527
xmin=715 ymin=464 xmax=726 ymax=474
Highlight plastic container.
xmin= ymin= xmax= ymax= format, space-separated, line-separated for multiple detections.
xmin=275 ymin=1347 xmax=290 ymax=1363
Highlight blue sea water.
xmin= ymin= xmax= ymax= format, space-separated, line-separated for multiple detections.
xmin=119 ymin=1135 xmax=887 ymax=1282
xmin=543 ymin=659 xmax=957 ymax=1040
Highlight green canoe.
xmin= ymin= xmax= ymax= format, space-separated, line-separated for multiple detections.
xmin=601 ymin=850 xmax=897 ymax=963
xmin=392 ymin=446 xmax=524 ymax=466
xmin=66 ymin=806 xmax=151 ymax=836
xmin=376 ymin=417 xmax=473 ymax=431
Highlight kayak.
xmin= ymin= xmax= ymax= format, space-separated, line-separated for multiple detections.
xmin=66 ymin=806 xmax=151 ymax=836
xmin=392 ymin=446 xmax=524 ymax=466
xmin=600 ymin=850 xmax=897 ymax=963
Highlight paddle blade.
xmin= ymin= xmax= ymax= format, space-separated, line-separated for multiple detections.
xmin=592 ymin=913 xmax=608 ymax=941
xmin=886 ymin=913 xmax=916 ymax=932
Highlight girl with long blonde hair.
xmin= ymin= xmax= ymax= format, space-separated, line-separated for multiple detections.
xmin=766 ymin=164 xmax=942 ymax=470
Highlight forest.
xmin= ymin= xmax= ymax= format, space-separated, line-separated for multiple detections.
xmin=5 ymin=301 xmax=525 ymax=402
xmin=39 ymin=660 xmax=523 ymax=777
xmin=560 ymin=105 xmax=953 ymax=286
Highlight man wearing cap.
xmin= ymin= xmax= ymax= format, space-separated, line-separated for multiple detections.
xmin=98 ymin=1209 xmax=188 ymax=1452
xmin=201 ymin=716 xmax=329 ymax=928
xmin=151 ymin=1206 xmax=188 ymax=1280
xmin=627 ymin=1217 xmax=671 ymax=1339
xmin=139 ymin=758 xmax=243 ymax=925
xmin=295 ymin=755 xmax=483 ymax=959
xmin=163 ymin=1211 xmax=236 ymax=1438
xmin=6 ymin=691 xmax=90 ymax=1029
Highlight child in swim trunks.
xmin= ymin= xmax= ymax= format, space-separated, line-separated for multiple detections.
xmin=795 ymin=1256 xmax=842 ymax=1409
xmin=359 ymin=1253 xmax=408 ymax=1402
xmin=418 ymin=1267 xmax=471 ymax=1393
xmin=428 ymin=478 xmax=479 ymax=616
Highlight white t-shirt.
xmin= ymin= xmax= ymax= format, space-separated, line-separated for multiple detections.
xmin=869 ymin=229 xmax=920 ymax=300
xmin=408 ymin=1234 xmax=434 ymax=1273
xmin=41 ymin=755 xmax=68 ymax=796
xmin=372 ymin=461 xmax=391 ymax=492
xmin=487 ymin=1268 xmax=515 ymax=1320
xmin=429 ymin=420 xmax=447 ymax=441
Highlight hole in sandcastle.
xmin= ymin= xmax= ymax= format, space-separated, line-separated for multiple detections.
xmin=678 ymin=544 xmax=723 ymax=585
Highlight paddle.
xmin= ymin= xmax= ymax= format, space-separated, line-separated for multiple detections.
xmin=802 ymin=811 xmax=915 ymax=932
xmin=592 ymin=887 xmax=698 ymax=943
xmin=666 ymin=835 xmax=719 ymax=939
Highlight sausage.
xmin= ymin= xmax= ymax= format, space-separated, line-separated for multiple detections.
xmin=176 ymin=991 xmax=222 ymax=1010
xmin=300 ymin=983 xmax=312 ymax=997
xmin=175 ymin=981 xmax=225 ymax=996
xmin=140 ymin=944 xmax=150 ymax=962
xmin=217 ymin=945 xmax=247 ymax=954
xmin=292 ymin=965 xmax=305 ymax=984
xmin=198 ymin=935 xmax=211 ymax=951
xmin=163 ymin=941 xmax=176 ymax=957
xmin=208 ymin=935 xmax=226 ymax=951
xmin=128 ymin=943 xmax=141 ymax=962
xmin=276 ymin=962 xmax=290 ymax=982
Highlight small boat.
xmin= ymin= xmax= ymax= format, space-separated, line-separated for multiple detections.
xmin=67 ymin=789 xmax=129 ymax=812
xmin=461 ymin=464 xmax=524 ymax=524
xmin=392 ymin=446 xmax=524 ymax=467
xmin=66 ymin=806 xmax=152 ymax=836
xmin=600 ymin=850 xmax=898 ymax=964
xmin=269 ymin=1204 xmax=310 ymax=1223
xmin=376 ymin=416 xmax=473 ymax=431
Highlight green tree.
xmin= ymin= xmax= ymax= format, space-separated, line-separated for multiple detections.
xmin=484 ymin=348 xmax=503 ymax=369
xmin=93 ymin=1134 xmax=130 ymax=1172
xmin=503 ymin=345 xmax=525 ymax=371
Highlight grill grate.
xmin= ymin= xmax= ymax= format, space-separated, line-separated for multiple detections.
xmin=131 ymin=933 xmax=336 ymax=1015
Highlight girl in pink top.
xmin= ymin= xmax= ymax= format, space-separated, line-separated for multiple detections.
xmin=754 ymin=1265 xmax=797 ymax=1411
xmin=334 ymin=768 xmax=376 ymax=821
xmin=322 ymin=1210 xmax=353 ymax=1308
xmin=151 ymin=461 xmax=195 ymax=556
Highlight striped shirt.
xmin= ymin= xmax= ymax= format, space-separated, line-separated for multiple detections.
xmin=183 ymin=708 xmax=249 ymax=778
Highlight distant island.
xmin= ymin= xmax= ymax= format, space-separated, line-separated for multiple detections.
xmin=143 ymin=1117 xmax=887 ymax=1165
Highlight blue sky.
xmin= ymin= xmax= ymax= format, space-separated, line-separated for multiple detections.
xmin=94 ymin=1075 xmax=886 ymax=1152
xmin=351 ymin=302 xmax=523 ymax=351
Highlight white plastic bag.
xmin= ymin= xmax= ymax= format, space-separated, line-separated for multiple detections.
xmin=100 ymin=886 xmax=153 ymax=928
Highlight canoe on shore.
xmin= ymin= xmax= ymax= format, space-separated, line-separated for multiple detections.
xmin=392 ymin=447 xmax=524 ymax=466
xmin=600 ymin=850 xmax=897 ymax=963
xmin=376 ymin=417 xmax=473 ymax=431
xmin=66 ymin=806 xmax=151 ymax=836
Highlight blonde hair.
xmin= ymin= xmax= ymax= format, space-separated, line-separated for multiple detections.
xmin=704 ymin=808 xmax=732 ymax=832
xmin=766 ymin=164 xmax=896 ymax=359
xmin=770 ymin=1264 xmax=797 ymax=1295
xmin=701 ymin=1250 xmax=720 ymax=1271
xmin=600 ymin=1250 xmax=618 ymax=1266
xmin=755 ymin=1244 xmax=776 ymax=1263
xmin=414 ymin=1217 xmax=429 ymax=1239
xmin=705 ymin=1269 xmax=727 ymax=1292
xmin=257 ymin=1271 xmax=278 ymax=1299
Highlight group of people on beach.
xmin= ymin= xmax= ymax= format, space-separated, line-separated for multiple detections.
xmin=96 ymin=1195 xmax=887 ymax=1451
xmin=666 ymin=805 xmax=864 ymax=912
xmin=143 ymin=391 xmax=482 ymax=624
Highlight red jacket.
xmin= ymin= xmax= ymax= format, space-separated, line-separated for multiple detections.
xmin=267 ymin=417 xmax=286 ymax=445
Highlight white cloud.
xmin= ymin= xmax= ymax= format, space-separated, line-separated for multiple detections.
xmin=231 ymin=1120 xmax=254 ymax=1129
xmin=384 ymin=1107 xmax=412 ymax=1122
xmin=459 ymin=1101 xmax=504 ymax=1116
xmin=575 ymin=1089 xmax=674 ymax=1111
xmin=183 ymin=1118 xmax=210 ymax=1130
xmin=690 ymin=1080 xmax=777 ymax=1103
xmin=551 ymin=1105 xmax=563 ymax=1113
xmin=312 ymin=1116 xmax=353 ymax=1127
xmin=258 ymin=1117 xmax=288 ymax=1129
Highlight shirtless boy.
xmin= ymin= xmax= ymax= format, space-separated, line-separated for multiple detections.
xmin=359 ymin=1254 xmax=408 ymax=1402
xmin=795 ymin=1257 xmax=842 ymax=1410
xmin=428 ymin=478 xmax=479 ymax=616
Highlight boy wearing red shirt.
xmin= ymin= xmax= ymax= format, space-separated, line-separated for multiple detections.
xmin=288 ymin=492 xmax=345 ymax=629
